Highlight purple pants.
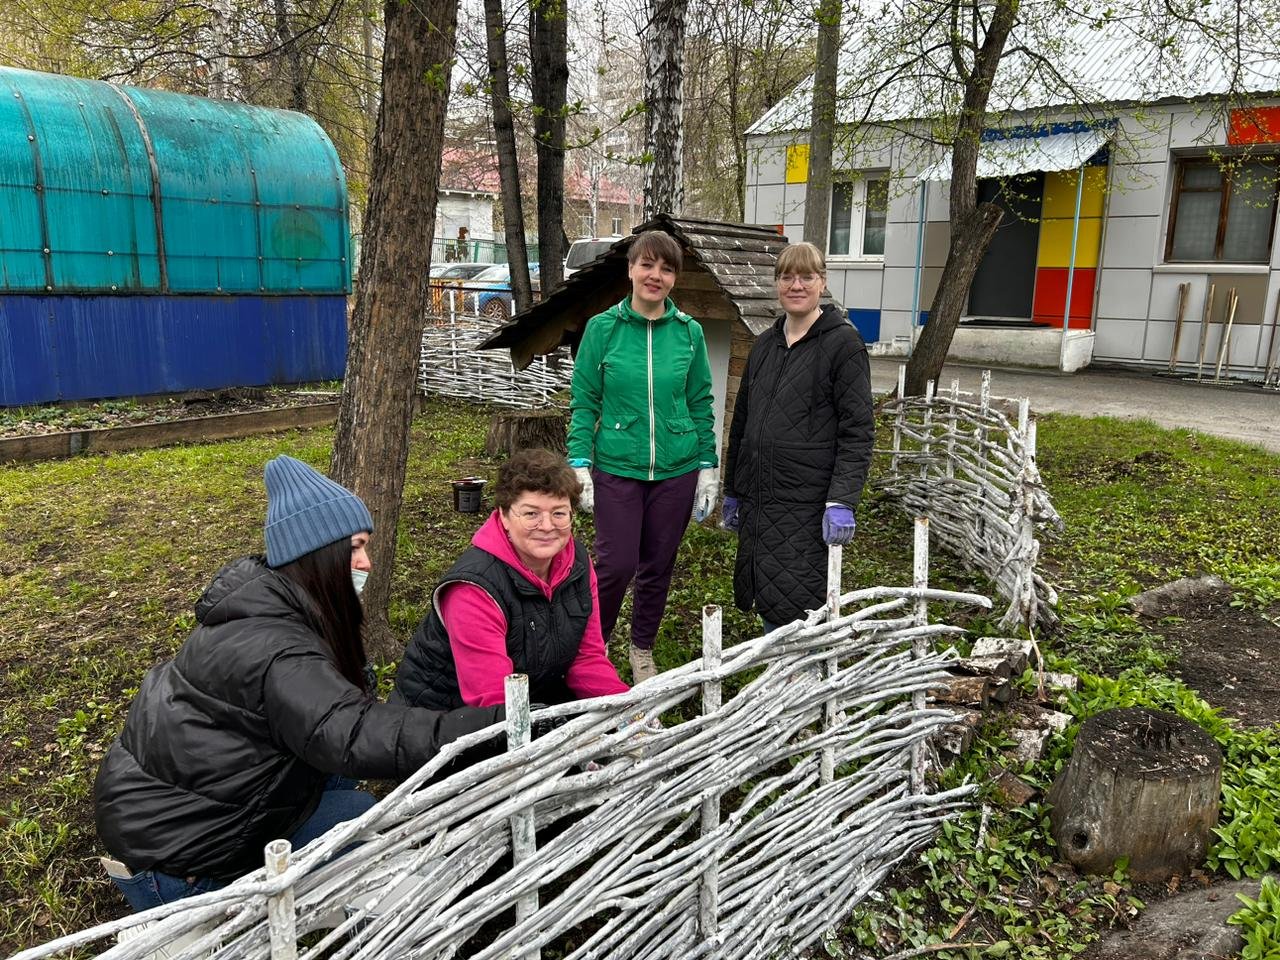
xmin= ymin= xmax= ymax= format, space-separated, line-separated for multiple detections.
xmin=592 ymin=467 xmax=698 ymax=650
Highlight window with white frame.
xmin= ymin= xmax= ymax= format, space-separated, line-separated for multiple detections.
xmin=1166 ymin=156 xmax=1279 ymax=263
xmin=828 ymin=172 xmax=889 ymax=258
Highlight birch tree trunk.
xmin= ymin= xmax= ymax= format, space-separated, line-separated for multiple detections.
xmin=643 ymin=0 xmax=687 ymax=218
xmin=903 ymin=0 xmax=1018 ymax=396
xmin=802 ymin=0 xmax=840 ymax=247
xmin=531 ymin=0 xmax=568 ymax=294
xmin=330 ymin=0 xmax=459 ymax=661
xmin=484 ymin=0 xmax=534 ymax=312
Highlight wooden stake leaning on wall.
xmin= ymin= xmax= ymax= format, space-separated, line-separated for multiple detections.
xmin=1168 ymin=282 xmax=1189 ymax=373
xmin=910 ymin=518 xmax=930 ymax=794
xmin=1214 ymin=288 xmax=1238 ymax=382
xmin=265 ymin=839 xmax=297 ymax=960
xmin=505 ymin=673 xmax=540 ymax=959
xmin=1264 ymin=294 xmax=1280 ymax=387
xmin=822 ymin=544 xmax=843 ymax=785
xmin=1196 ymin=282 xmax=1216 ymax=382
xmin=700 ymin=605 xmax=723 ymax=957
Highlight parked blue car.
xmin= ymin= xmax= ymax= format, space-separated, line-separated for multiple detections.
xmin=465 ymin=263 xmax=541 ymax=321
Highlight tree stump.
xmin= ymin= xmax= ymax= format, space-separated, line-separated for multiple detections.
xmin=484 ymin=409 xmax=567 ymax=457
xmin=1048 ymin=707 xmax=1222 ymax=881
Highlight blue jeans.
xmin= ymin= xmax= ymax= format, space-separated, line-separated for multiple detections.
xmin=111 ymin=778 xmax=378 ymax=913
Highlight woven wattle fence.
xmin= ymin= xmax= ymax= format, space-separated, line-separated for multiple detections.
xmin=876 ymin=367 xmax=1062 ymax=633
xmin=14 ymin=526 xmax=990 ymax=960
xmin=417 ymin=295 xmax=573 ymax=409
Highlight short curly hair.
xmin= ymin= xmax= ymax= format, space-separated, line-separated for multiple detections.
xmin=493 ymin=447 xmax=582 ymax=511
xmin=627 ymin=230 xmax=683 ymax=273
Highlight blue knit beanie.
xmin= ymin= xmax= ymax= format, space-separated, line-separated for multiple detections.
xmin=263 ymin=455 xmax=374 ymax=568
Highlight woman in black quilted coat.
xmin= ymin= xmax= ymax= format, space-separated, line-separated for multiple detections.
xmin=93 ymin=455 xmax=502 ymax=913
xmin=723 ymin=242 xmax=875 ymax=629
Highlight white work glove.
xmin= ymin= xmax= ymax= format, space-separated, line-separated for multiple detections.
xmin=574 ymin=467 xmax=594 ymax=514
xmin=693 ymin=467 xmax=719 ymax=522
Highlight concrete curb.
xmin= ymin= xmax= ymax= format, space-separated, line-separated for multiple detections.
xmin=0 ymin=402 xmax=339 ymax=464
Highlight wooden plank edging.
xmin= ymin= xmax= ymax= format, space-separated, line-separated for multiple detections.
xmin=0 ymin=402 xmax=339 ymax=464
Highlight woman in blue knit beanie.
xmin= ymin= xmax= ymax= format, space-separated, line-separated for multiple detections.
xmin=93 ymin=455 xmax=503 ymax=914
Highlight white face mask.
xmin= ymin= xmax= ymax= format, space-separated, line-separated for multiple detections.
xmin=351 ymin=569 xmax=369 ymax=597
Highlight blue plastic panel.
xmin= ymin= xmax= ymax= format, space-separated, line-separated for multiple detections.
xmin=15 ymin=71 xmax=161 ymax=291
xmin=0 ymin=72 xmax=49 ymax=289
xmin=0 ymin=294 xmax=347 ymax=405
xmin=0 ymin=66 xmax=349 ymax=295
xmin=846 ymin=308 xmax=882 ymax=343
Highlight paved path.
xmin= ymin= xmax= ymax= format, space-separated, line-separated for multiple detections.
xmin=869 ymin=359 xmax=1280 ymax=454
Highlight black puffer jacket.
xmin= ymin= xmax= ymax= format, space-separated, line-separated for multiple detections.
xmin=725 ymin=304 xmax=875 ymax=624
xmin=93 ymin=556 xmax=502 ymax=881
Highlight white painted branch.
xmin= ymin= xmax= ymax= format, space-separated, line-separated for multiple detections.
xmin=506 ymin=674 xmax=539 ymax=960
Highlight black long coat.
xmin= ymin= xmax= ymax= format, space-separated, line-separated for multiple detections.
xmin=94 ymin=557 xmax=501 ymax=880
xmin=724 ymin=305 xmax=875 ymax=624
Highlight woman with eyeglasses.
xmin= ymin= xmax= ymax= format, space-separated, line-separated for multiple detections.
xmin=395 ymin=448 xmax=629 ymax=710
xmin=722 ymin=241 xmax=875 ymax=632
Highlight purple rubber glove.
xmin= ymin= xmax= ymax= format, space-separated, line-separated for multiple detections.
xmin=721 ymin=495 xmax=740 ymax=533
xmin=822 ymin=504 xmax=856 ymax=545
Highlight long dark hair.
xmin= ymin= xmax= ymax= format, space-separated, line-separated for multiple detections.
xmin=277 ymin=539 xmax=368 ymax=692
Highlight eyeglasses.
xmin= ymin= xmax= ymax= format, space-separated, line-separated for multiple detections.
xmin=777 ymin=273 xmax=823 ymax=289
xmin=511 ymin=508 xmax=573 ymax=529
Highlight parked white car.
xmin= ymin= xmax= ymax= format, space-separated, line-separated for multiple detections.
xmin=564 ymin=236 xmax=623 ymax=277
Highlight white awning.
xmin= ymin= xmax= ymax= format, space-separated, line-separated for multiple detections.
xmin=917 ymin=128 xmax=1112 ymax=182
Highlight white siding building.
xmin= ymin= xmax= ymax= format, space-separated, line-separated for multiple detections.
xmin=744 ymin=28 xmax=1280 ymax=376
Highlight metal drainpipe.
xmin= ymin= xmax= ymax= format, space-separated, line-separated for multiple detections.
xmin=909 ymin=179 xmax=928 ymax=356
xmin=1059 ymin=163 xmax=1086 ymax=372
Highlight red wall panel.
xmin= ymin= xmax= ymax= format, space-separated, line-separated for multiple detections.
xmin=1031 ymin=267 xmax=1096 ymax=329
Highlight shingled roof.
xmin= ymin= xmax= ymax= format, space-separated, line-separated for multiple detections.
xmin=479 ymin=214 xmax=793 ymax=370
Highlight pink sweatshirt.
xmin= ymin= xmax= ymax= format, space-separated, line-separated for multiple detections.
xmin=437 ymin=511 xmax=630 ymax=708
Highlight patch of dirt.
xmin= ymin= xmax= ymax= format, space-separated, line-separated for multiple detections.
xmin=0 ymin=386 xmax=338 ymax=439
xmin=1135 ymin=583 xmax=1280 ymax=727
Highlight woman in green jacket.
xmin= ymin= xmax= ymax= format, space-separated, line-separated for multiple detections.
xmin=567 ymin=231 xmax=718 ymax=682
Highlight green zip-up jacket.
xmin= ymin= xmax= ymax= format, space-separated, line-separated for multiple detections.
xmin=568 ymin=297 xmax=718 ymax=481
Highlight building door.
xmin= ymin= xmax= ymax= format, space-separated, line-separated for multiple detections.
xmin=968 ymin=173 xmax=1044 ymax=320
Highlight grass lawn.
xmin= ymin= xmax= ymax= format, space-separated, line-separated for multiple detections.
xmin=1 ymin=400 xmax=1278 ymax=954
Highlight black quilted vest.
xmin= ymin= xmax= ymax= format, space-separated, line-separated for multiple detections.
xmin=396 ymin=542 xmax=593 ymax=710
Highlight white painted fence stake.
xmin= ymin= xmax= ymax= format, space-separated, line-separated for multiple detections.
xmin=264 ymin=839 xmax=296 ymax=960
xmin=910 ymin=518 xmax=930 ymax=794
xmin=946 ymin=380 xmax=960 ymax=480
xmin=920 ymin=380 xmax=935 ymax=483
xmin=505 ymin=673 xmax=540 ymax=959
xmin=822 ymin=544 xmax=842 ymax=784
xmin=448 ymin=289 xmax=459 ymax=379
xmin=892 ymin=364 xmax=906 ymax=472
xmin=700 ymin=605 xmax=723 ymax=956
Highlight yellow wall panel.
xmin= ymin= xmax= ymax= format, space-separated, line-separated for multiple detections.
xmin=785 ymin=143 xmax=810 ymax=184
xmin=1041 ymin=167 xmax=1107 ymax=219
xmin=1037 ymin=217 xmax=1103 ymax=268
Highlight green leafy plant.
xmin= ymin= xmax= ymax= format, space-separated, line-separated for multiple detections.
xmin=1228 ymin=875 xmax=1280 ymax=960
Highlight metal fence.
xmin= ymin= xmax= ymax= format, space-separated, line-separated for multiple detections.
xmin=14 ymin=524 xmax=989 ymax=960
xmin=876 ymin=366 xmax=1062 ymax=632
xmin=418 ymin=296 xmax=572 ymax=409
